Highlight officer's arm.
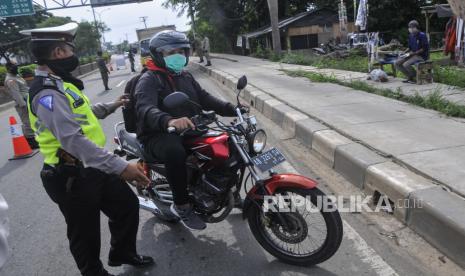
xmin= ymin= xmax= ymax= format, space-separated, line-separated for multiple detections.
xmin=5 ymin=80 xmax=26 ymax=107
xmin=33 ymin=89 xmax=129 ymax=175
xmin=91 ymin=102 xmax=120 ymax=119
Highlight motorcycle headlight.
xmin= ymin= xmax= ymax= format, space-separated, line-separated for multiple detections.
xmin=248 ymin=129 xmax=267 ymax=154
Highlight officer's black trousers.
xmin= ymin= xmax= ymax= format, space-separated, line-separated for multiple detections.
xmin=41 ymin=164 xmax=139 ymax=276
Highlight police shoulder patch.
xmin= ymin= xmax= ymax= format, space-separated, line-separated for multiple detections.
xmin=38 ymin=95 xmax=54 ymax=111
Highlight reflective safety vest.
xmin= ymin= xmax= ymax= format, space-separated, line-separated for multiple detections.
xmin=28 ymin=80 xmax=106 ymax=165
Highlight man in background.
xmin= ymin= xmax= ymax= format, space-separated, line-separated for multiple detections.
xmin=128 ymin=49 xmax=136 ymax=73
xmin=395 ymin=20 xmax=430 ymax=84
xmin=195 ymin=36 xmax=204 ymax=63
xmin=202 ymin=36 xmax=212 ymax=66
xmin=96 ymin=51 xmax=111 ymax=90
xmin=4 ymin=62 xmax=38 ymax=149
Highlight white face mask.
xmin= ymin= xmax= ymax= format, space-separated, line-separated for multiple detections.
xmin=408 ymin=27 xmax=417 ymax=34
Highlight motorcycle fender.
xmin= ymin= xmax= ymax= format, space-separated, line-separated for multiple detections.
xmin=242 ymin=174 xmax=318 ymax=219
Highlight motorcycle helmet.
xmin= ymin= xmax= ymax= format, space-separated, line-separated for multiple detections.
xmin=149 ymin=30 xmax=191 ymax=70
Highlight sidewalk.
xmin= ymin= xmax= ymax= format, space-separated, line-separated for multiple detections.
xmin=191 ymin=53 xmax=465 ymax=268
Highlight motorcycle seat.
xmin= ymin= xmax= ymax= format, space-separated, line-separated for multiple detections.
xmin=117 ymin=129 xmax=162 ymax=164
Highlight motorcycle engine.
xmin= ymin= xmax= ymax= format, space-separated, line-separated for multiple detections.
xmin=192 ymin=168 xmax=237 ymax=213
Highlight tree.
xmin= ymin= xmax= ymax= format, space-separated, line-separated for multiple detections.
xmin=36 ymin=16 xmax=72 ymax=28
xmin=0 ymin=5 xmax=51 ymax=61
xmin=267 ymin=0 xmax=281 ymax=53
xmin=35 ymin=16 xmax=103 ymax=56
xmin=74 ymin=21 xmax=100 ymax=56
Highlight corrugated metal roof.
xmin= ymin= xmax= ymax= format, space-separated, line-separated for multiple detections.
xmin=243 ymin=10 xmax=314 ymax=38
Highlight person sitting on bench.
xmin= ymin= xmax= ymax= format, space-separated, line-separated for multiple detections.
xmin=395 ymin=20 xmax=430 ymax=84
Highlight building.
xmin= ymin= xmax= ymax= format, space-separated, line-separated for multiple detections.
xmin=135 ymin=25 xmax=176 ymax=42
xmin=240 ymin=8 xmax=355 ymax=52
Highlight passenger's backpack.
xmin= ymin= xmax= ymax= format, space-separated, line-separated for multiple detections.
xmin=122 ymin=69 xmax=169 ymax=133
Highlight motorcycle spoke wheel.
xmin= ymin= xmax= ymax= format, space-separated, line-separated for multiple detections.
xmin=261 ymin=191 xmax=327 ymax=257
xmin=247 ymin=187 xmax=343 ymax=266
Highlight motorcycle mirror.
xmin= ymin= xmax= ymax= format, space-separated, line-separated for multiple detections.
xmin=237 ymin=75 xmax=247 ymax=90
xmin=163 ymin=91 xmax=190 ymax=109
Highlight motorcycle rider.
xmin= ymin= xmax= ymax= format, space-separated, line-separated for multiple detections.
xmin=135 ymin=30 xmax=239 ymax=230
xmin=20 ymin=23 xmax=153 ymax=276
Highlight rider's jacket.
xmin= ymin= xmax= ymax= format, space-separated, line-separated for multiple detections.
xmin=134 ymin=60 xmax=237 ymax=142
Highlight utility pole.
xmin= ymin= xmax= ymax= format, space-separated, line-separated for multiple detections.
xmin=91 ymin=7 xmax=102 ymax=50
xmin=140 ymin=16 xmax=148 ymax=29
xmin=188 ymin=0 xmax=196 ymax=38
xmin=267 ymin=0 xmax=281 ymax=54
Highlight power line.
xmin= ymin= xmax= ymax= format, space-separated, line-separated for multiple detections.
xmin=139 ymin=16 xmax=148 ymax=29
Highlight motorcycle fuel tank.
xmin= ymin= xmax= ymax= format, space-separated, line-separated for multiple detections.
xmin=185 ymin=132 xmax=230 ymax=164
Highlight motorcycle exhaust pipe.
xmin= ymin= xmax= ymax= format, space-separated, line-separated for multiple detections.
xmin=138 ymin=196 xmax=160 ymax=213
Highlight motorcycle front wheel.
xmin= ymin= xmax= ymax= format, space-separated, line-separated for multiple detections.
xmin=247 ymin=187 xmax=343 ymax=266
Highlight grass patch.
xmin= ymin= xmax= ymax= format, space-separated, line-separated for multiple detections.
xmin=276 ymin=51 xmax=465 ymax=88
xmin=283 ymin=69 xmax=465 ymax=118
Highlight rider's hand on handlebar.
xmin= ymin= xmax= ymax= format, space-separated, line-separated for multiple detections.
xmin=238 ymin=105 xmax=249 ymax=114
xmin=120 ymin=163 xmax=150 ymax=187
xmin=168 ymin=117 xmax=195 ymax=132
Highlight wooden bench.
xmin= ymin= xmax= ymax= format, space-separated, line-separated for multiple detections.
xmin=373 ymin=55 xmax=398 ymax=77
xmin=415 ymin=61 xmax=433 ymax=85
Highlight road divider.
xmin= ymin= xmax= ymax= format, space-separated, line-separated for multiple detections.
xmin=190 ymin=61 xmax=465 ymax=269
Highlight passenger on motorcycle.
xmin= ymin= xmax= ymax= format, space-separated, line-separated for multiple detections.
xmin=134 ymin=31 xmax=238 ymax=230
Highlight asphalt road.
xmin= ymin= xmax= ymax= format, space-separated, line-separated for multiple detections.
xmin=0 ymin=61 xmax=462 ymax=276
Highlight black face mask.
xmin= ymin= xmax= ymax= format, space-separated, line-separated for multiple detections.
xmin=46 ymin=55 xmax=84 ymax=90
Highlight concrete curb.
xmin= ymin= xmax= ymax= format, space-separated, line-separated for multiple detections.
xmin=190 ymin=61 xmax=465 ymax=269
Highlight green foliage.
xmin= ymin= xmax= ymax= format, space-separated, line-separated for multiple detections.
xmin=18 ymin=64 xmax=37 ymax=78
xmin=35 ymin=16 xmax=101 ymax=56
xmin=0 ymin=64 xmax=37 ymax=85
xmin=284 ymin=69 xmax=465 ymax=118
xmin=36 ymin=16 xmax=72 ymax=28
xmin=0 ymin=66 xmax=7 ymax=85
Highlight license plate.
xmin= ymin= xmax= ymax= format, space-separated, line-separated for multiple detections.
xmin=252 ymin=147 xmax=286 ymax=172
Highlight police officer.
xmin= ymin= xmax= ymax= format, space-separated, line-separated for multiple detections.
xmin=20 ymin=23 xmax=154 ymax=276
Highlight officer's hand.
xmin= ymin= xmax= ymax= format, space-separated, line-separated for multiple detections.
xmin=168 ymin=117 xmax=195 ymax=132
xmin=116 ymin=95 xmax=130 ymax=107
xmin=121 ymin=163 xmax=150 ymax=187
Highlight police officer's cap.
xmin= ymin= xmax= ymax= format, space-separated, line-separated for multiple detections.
xmin=20 ymin=22 xmax=78 ymax=47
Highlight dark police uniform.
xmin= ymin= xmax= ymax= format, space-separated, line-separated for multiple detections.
xmin=20 ymin=23 xmax=140 ymax=276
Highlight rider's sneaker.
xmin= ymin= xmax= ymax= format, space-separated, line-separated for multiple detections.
xmin=170 ymin=203 xmax=207 ymax=230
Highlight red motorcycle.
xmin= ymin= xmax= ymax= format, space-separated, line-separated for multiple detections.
xmin=113 ymin=76 xmax=343 ymax=266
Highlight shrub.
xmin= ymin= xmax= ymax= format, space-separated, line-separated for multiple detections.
xmin=0 ymin=66 xmax=6 ymax=85
xmin=18 ymin=64 xmax=37 ymax=78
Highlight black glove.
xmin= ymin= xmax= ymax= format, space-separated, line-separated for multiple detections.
xmin=238 ymin=105 xmax=249 ymax=114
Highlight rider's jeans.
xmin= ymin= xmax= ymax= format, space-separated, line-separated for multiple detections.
xmin=144 ymin=133 xmax=190 ymax=205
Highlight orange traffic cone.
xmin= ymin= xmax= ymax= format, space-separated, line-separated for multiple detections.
xmin=8 ymin=116 xmax=38 ymax=160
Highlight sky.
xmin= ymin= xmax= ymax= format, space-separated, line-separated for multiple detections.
xmin=51 ymin=1 xmax=190 ymax=44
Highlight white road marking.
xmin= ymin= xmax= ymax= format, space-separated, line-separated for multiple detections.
xmin=116 ymin=80 xmax=126 ymax=88
xmin=280 ymin=161 xmax=399 ymax=276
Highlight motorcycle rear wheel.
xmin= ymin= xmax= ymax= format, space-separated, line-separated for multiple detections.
xmin=247 ymin=187 xmax=343 ymax=266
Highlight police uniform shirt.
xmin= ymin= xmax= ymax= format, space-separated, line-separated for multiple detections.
xmin=31 ymin=70 xmax=128 ymax=175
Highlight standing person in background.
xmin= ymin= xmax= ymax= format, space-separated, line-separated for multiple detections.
xmin=96 ymin=51 xmax=111 ymax=90
xmin=202 ymin=36 xmax=212 ymax=66
xmin=195 ymin=36 xmax=204 ymax=63
xmin=128 ymin=49 xmax=136 ymax=73
xmin=0 ymin=194 xmax=8 ymax=270
xmin=4 ymin=62 xmax=38 ymax=149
